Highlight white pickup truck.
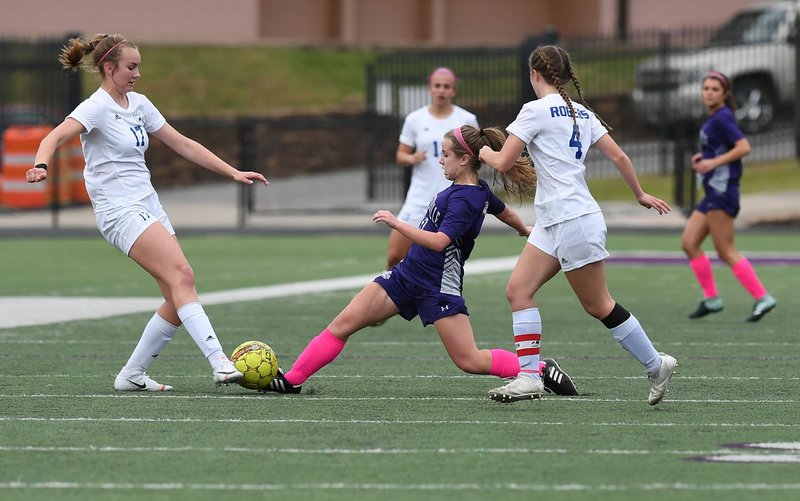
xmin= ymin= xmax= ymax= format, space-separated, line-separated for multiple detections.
xmin=632 ymin=1 xmax=798 ymax=133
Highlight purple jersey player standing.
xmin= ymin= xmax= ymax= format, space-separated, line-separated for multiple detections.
xmin=263 ymin=125 xmax=574 ymax=396
xmin=680 ymin=71 xmax=776 ymax=322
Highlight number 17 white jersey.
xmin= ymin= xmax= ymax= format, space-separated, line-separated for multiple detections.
xmin=506 ymin=93 xmax=608 ymax=228
xmin=68 ymin=88 xmax=167 ymax=213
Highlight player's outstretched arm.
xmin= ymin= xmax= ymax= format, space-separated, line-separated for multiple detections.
xmin=594 ymin=134 xmax=671 ymax=215
xmin=152 ymin=123 xmax=269 ymax=186
xmin=494 ymin=206 xmax=531 ymax=237
xmin=26 ymin=118 xmax=84 ymax=183
xmin=372 ymin=209 xmax=451 ymax=251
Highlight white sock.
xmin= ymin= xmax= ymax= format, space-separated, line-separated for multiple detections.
xmin=177 ymin=302 xmax=226 ymax=369
xmin=123 ymin=312 xmax=179 ymax=372
xmin=513 ymin=307 xmax=542 ymax=379
xmin=608 ymin=314 xmax=661 ymax=372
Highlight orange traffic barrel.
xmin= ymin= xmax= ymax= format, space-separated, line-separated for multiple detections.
xmin=0 ymin=125 xmax=71 ymax=208
xmin=67 ymin=136 xmax=90 ymax=204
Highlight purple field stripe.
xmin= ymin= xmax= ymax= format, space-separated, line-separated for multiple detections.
xmin=607 ymin=253 xmax=800 ymax=266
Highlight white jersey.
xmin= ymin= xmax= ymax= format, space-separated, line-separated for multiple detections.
xmin=68 ymin=88 xmax=166 ymax=212
xmin=506 ymin=93 xmax=608 ymax=227
xmin=399 ymin=105 xmax=478 ymax=210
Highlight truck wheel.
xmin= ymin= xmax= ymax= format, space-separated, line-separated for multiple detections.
xmin=733 ymin=77 xmax=775 ymax=133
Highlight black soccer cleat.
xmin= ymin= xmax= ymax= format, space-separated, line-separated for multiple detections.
xmin=261 ymin=368 xmax=302 ymax=394
xmin=688 ymin=297 xmax=724 ymax=319
xmin=541 ymin=358 xmax=578 ymax=396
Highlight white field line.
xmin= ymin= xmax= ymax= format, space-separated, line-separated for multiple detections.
xmin=1 ymin=373 xmax=799 ymax=381
xmin=1 ymin=416 xmax=799 ymax=427
xmin=0 ymin=444 xmax=741 ymax=452
xmin=0 ymin=257 xmax=517 ymax=329
xmin=0 ymin=481 xmax=800 ymax=492
xmin=0 ymin=393 xmax=798 ymax=404
xmin=2 ymin=251 xmax=798 ymax=329
xmin=0 ymin=445 xmax=755 ymax=455
xmin=4 ymin=338 xmax=800 ymax=349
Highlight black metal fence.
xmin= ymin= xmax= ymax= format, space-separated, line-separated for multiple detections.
xmin=2 ymin=22 xmax=798 ymax=228
xmin=364 ymin=24 xmax=799 ymax=215
xmin=0 ymin=34 xmax=81 ymax=135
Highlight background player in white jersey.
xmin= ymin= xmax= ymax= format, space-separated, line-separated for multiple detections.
xmin=479 ymin=45 xmax=677 ymax=405
xmin=261 ymin=125 xmax=551 ymax=394
xmin=386 ymin=67 xmax=479 ymax=270
xmin=26 ymin=34 xmax=268 ymax=391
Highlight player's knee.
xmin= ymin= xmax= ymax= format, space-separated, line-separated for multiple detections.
xmin=582 ymin=300 xmax=612 ymax=320
xmin=716 ymin=249 xmax=738 ymax=265
xmin=175 ymin=263 xmax=196 ymax=290
xmin=505 ymin=281 xmax=531 ymax=305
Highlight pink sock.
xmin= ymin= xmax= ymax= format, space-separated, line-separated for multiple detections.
xmin=731 ymin=258 xmax=767 ymax=299
xmin=690 ymin=254 xmax=718 ymax=298
xmin=284 ymin=328 xmax=346 ymax=385
xmin=489 ymin=349 xmax=521 ymax=378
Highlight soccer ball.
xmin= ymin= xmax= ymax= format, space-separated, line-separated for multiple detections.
xmin=230 ymin=340 xmax=279 ymax=390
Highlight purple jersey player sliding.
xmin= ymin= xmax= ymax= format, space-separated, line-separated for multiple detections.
xmin=263 ymin=125 xmax=577 ymax=396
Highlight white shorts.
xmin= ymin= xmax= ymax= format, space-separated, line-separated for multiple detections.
xmin=527 ymin=211 xmax=609 ymax=272
xmin=95 ymin=192 xmax=175 ymax=256
xmin=397 ymin=201 xmax=428 ymax=226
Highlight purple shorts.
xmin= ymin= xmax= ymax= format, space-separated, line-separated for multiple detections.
xmin=374 ymin=270 xmax=468 ymax=326
xmin=696 ymin=188 xmax=740 ymax=218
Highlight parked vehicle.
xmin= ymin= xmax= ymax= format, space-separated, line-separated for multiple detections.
xmin=632 ymin=1 xmax=798 ymax=133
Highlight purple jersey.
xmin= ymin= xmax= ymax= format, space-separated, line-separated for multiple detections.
xmin=394 ymin=179 xmax=506 ymax=296
xmin=699 ymin=106 xmax=745 ymax=195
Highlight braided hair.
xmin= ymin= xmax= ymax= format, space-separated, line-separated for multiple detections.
xmin=529 ymin=45 xmax=611 ymax=134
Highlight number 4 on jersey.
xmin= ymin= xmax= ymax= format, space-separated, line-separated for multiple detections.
xmin=569 ymin=125 xmax=583 ymax=159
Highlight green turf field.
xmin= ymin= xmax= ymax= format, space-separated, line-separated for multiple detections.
xmin=1 ymin=232 xmax=798 ymax=500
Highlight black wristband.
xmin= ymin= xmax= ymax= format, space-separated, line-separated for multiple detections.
xmin=35 ymin=163 xmax=48 ymax=171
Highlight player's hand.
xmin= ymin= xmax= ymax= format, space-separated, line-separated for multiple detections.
xmin=372 ymin=209 xmax=398 ymax=228
xmin=691 ymin=153 xmax=702 ymax=164
xmin=692 ymin=159 xmax=715 ymax=174
xmin=233 ymin=171 xmax=269 ymax=186
xmin=637 ymin=193 xmax=672 ymax=215
xmin=412 ymin=151 xmax=426 ymax=164
xmin=26 ymin=166 xmax=48 ymax=183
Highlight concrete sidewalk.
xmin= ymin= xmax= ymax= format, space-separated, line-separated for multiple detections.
xmin=1 ymin=168 xmax=799 ymax=234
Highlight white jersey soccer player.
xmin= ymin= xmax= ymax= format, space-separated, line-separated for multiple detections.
xmin=27 ymin=34 xmax=268 ymax=392
xmin=69 ymin=88 xmax=164 ymax=212
xmin=479 ymin=45 xmax=675 ymax=406
xmin=397 ymin=105 xmax=478 ymax=225
xmin=506 ymin=93 xmax=607 ymax=229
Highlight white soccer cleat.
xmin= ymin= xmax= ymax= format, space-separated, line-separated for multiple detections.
xmin=647 ymin=353 xmax=677 ymax=405
xmin=746 ymin=294 xmax=776 ymax=322
xmin=114 ymin=369 xmax=173 ymax=392
xmin=213 ymin=360 xmax=244 ymax=385
xmin=488 ymin=375 xmax=544 ymax=403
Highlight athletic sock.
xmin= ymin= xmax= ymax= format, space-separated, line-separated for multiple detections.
xmin=602 ymin=303 xmax=660 ymax=373
xmin=731 ymin=258 xmax=768 ymax=299
xmin=513 ymin=307 xmax=542 ymax=379
xmin=123 ymin=312 xmax=179 ymax=372
xmin=689 ymin=254 xmax=718 ymax=299
xmin=177 ymin=302 xmax=226 ymax=368
xmin=284 ymin=328 xmax=346 ymax=386
xmin=489 ymin=349 xmax=521 ymax=378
